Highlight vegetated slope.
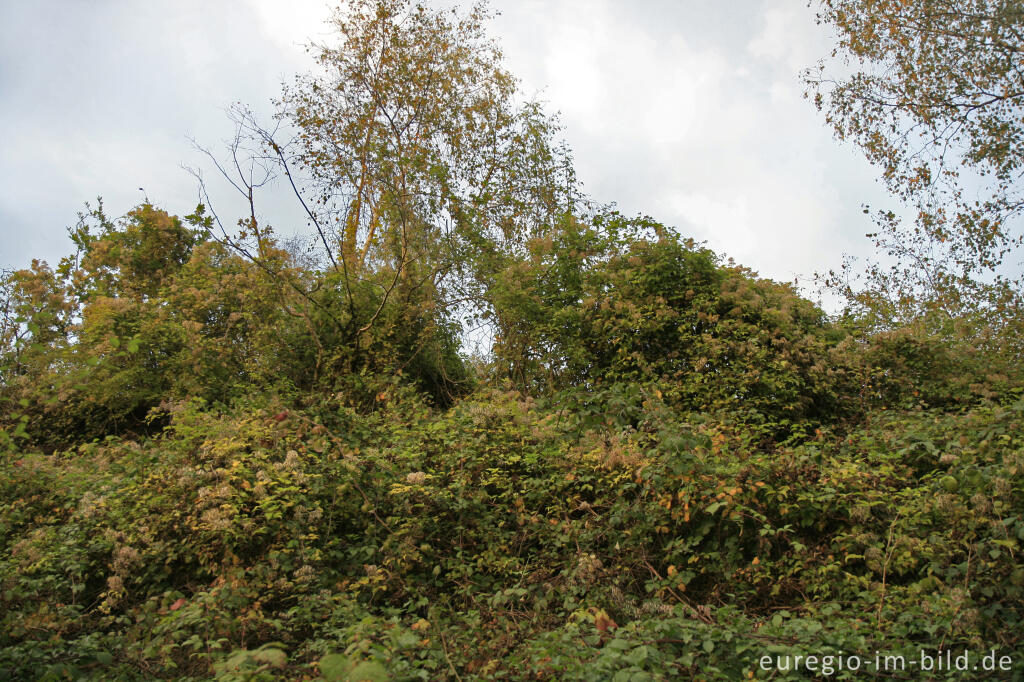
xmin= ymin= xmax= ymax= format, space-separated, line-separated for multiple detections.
xmin=2 ymin=202 xmax=1022 ymax=680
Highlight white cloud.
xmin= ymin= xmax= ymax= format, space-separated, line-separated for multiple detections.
xmin=491 ymin=0 xmax=884 ymax=294
xmin=249 ymin=0 xmax=334 ymax=58
xmin=748 ymin=0 xmax=830 ymax=74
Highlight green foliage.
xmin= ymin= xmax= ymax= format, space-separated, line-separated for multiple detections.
xmin=492 ymin=213 xmax=851 ymax=427
xmin=2 ymin=386 xmax=1022 ymax=679
xmin=2 ymin=1 xmax=1022 ymax=679
xmin=0 ymin=199 xmax=470 ymax=451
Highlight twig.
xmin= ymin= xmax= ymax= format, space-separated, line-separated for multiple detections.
xmin=439 ymin=630 xmax=463 ymax=682
xmin=876 ymin=512 xmax=901 ymax=627
xmin=641 ymin=558 xmax=714 ymax=625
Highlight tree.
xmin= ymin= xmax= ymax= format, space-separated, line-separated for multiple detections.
xmin=805 ymin=0 xmax=1024 ymax=337
xmin=279 ymin=0 xmax=574 ymax=327
xmin=187 ymin=0 xmax=576 ymax=391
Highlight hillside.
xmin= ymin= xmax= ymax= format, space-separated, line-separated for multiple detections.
xmin=3 ymin=202 xmax=1022 ymax=680
xmin=3 ymin=0 xmax=1024 ymax=679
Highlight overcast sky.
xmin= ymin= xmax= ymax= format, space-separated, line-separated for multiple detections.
xmin=0 ymin=0 xmax=894 ymax=304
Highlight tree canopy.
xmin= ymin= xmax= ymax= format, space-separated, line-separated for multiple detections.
xmin=806 ymin=0 xmax=1024 ymax=335
xmin=278 ymin=0 xmax=574 ymax=333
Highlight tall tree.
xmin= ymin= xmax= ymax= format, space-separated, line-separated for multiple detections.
xmin=186 ymin=0 xmax=576 ymax=396
xmin=805 ymin=0 xmax=1024 ymax=333
xmin=280 ymin=0 xmax=575 ymax=322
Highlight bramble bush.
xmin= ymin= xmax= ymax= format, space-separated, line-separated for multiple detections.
xmin=3 ymin=198 xmax=1023 ymax=679
xmin=2 ymin=381 xmax=1022 ymax=678
xmin=3 ymin=1 xmax=1023 ymax=677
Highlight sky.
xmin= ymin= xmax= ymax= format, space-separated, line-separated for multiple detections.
xmin=0 ymin=0 xmax=895 ymax=305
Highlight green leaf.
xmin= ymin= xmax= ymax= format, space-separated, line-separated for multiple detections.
xmin=319 ymin=654 xmax=352 ymax=680
xmin=251 ymin=645 xmax=287 ymax=668
xmin=347 ymin=661 xmax=389 ymax=682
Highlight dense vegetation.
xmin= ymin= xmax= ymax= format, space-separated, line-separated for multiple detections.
xmin=2 ymin=0 xmax=1023 ymax=679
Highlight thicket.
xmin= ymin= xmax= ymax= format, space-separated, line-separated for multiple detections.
xmin=2 ymin=0 xmax=1023 ymax=679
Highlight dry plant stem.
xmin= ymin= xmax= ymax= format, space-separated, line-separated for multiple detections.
xmin=439 ymin=631 xmax=463 ymax=682
xmin=876 ymin=511 xmax=901 ymax=628
xmin=642 ymin=557 xmax=714 ymax=625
